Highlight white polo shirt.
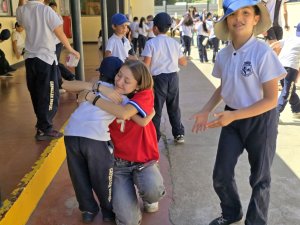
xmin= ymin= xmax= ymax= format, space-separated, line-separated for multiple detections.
xmin=213 ymin=36 xmax=286 ymax=109
xmin=106 ymin=33 xmax=131 ymax=62
xmin=142 ymin=34 xmax=183 ymax=76
xmin=278 ymin=36 xmax=300 ymax=70
xmin=16 ymin=1 xmax=62 ymax=65
xmin=64 ymin=82 xmax=129 ymax=141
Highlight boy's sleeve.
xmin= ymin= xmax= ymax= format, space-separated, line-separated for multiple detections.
xmin=46 ymin=7 xmax=63 ymax=31
xmin=141 ymin=41 xmax=152 ymax=57
xmin=105 ymin=38 xmax=114 ymax=52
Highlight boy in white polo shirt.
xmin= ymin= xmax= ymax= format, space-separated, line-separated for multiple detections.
xmin=142 ymin=12 xmax=187 ymax=143
xmin=192 ymin=0 xmax=286 ymax=224
xmin=105 ymin=13 xmax=134 ymax=62
xmin=16 ymin=0 xmax=79 ymax=141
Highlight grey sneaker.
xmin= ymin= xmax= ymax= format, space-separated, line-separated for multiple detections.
xmin=174 ymin=135 xmax=184 ymax=144
xmin=144 ymin=202 xmax=159 ymax=213
xmin=293 ymin=112 xmax=300 ymax=119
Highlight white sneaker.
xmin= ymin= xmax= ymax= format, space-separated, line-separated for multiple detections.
xmin=59 ymin=88 xmax=66 ymax=94
xmin=174 ymin=135 xmax=184 ymax=144
xmin=144 ymin=202 xmax=159 ymax=213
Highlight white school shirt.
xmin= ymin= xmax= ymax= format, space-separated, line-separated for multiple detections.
xmin=106 ymin=33 xmax=131 ymax=62
xmin=278 ymin=36 xmax=300 ymax=70
xmin=138 ymin=23 xmax=149 ymax=37
xmin=212 ymin=36 xmax=286 ymax=109
xmin=196 ymin=22 xmax=209 ymax=36
xmin=181 ymin=24 xmax=193 ymax=38
xmin=130 ymin=21 xmax=139 ymax=39
xmin=64 ymin=82 xmax=129 ymax=141
xmin=16 ymin=1 xmax=62 ymax=65
xmin=142 ymin=34 xmax=183 ymax=76
xmin=147 ymin=21 xmax=156 ymax=38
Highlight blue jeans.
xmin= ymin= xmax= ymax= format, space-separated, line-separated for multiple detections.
xmin=112 ymin=159 xmax=165 ymax=225
xmin=277 ymin=67 xmax=300 ymax=113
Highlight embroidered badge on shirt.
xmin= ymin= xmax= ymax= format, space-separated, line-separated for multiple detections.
xmin=241 ymin=61 xmax=253 ymax=77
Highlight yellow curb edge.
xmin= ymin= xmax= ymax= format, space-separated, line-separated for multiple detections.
xmin=0 ymin=137 xmax=66 ymax=225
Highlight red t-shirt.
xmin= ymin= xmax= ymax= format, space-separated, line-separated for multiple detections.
xmin=109 ymin=89 xmax=159 ymax=163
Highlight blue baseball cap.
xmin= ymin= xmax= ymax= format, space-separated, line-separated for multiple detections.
xmin=214 ymin=0 xmax=271 ymax=41
xmin=153 ymin=12 xmax=172 ymax=30
xmin=99 ymin=56 xmax=123 ymax=81
xmin=111 ymin=13 xmax=129 ymax=26
xmin=296 ymin=23 xmax=300 ymax=37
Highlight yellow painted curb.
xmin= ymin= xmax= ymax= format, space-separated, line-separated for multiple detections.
xmin=0 ymin=137 xmax=66 ymax=225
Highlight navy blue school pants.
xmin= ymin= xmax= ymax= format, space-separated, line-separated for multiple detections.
xmin=64 ymin=136 xmax=114 ymax=219
xmin=25 ymin=58 xmax=59 ymax=133
xmin=277 ymin=67 xmax=300 ymax=113
xmin=152 ymin=72 xmax=184 ymax=141
xmin=213 ymin=107 xmax=278 ymax=225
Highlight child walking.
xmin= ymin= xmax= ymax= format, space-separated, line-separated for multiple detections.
xmin=78 ymin=60 xmax=165 ymax=225
xmin=142 ymin=12 xmax=187 ymax=143
xmin=271 ymin=23 xmax=300 ymax=119
xmin=192 ymin=1 xmax=286 ymax=225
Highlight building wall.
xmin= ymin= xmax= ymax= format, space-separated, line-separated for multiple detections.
xmin=130 ymin=0 xmax=154 ymax=19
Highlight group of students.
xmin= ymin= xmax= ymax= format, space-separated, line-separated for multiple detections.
xmin=13 ymin=0 xmax=300 ymax=225
xmin=61 ymin=11 xmax=187 ymax=224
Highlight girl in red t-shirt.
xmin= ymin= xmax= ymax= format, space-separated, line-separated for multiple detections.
xmin=79 ymin=60 xmax=165 ymax=225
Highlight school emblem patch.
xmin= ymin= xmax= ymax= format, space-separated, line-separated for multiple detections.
xmin=241 ymin=61 xmax=253 ymax=77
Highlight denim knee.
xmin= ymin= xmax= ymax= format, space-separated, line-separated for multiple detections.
xmin=115 ymin=212 xmax=141 ymax=225
xmin=139 ymin=184 xmax=166 ymax=203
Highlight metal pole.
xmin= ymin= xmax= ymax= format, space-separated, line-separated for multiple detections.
xmin=70 ymin=0 xmax=85 ymax=81
xmin=101 ymin=0 xmax=109 ymax=57
xmin=116 ymin=0 xmax=119 ymax=13
xmin=207 ymin=0 xmax=210 ymax=12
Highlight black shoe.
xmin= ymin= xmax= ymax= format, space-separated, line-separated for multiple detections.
xmin=35 ymin=129 xmax=63 ymax=141
xmin=102 ymin=209 xmax=115 ymax=222
xmin=209 ymin=216 xmax=242 ymax=225
xmin=82 ymin=211 xmax=97 ymax=224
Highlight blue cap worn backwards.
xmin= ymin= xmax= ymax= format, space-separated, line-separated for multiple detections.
xmin=214 ymin=0 xmax=271 ymax=41
xmin=99 ymin=56 xmax=123 ymax=82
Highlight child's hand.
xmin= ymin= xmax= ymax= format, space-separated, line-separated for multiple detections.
xmin=77 ymin=89 xmax=94 ymax=104
xmin=100 ymin=85 xmax=122 ymax=104
xmin=191 ymin=111 xmax=209 ymax=133
xmin=206 ymin=111 xmax=235 ymax=128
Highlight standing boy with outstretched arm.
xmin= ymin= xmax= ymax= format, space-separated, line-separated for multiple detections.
xmin=16 ymin=0 xmax=80 ymax=141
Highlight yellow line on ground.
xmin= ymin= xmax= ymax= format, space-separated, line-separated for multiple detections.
xmin=0 ymin=136 xmax=66 ymax=225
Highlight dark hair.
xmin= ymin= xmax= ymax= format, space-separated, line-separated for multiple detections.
xmin=133 ymin=16 xmax=138 ymax=21
xmin=49 ymin=1 xmax=57 ymax=7
xmin=15 ymin=22 xmax=21 ymax=28
xmin=253 ymin=5 xmax=260 ymax=15
xmin=184 ymin=14 xmax=194 ymax=26
xmin=202 ymin=21 xmax=208 ymax=33
xmin=139 ymin=17 xmax=146 ymax=28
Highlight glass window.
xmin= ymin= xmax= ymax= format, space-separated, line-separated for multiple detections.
xmin=80 ymin=0 xmax=101 ymax=16
xmin=0 ymin=0 xmax=11 ymax=16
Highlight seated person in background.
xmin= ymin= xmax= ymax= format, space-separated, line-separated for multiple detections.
xmin=12 ymin=22 xmax=25 ymax=60
xmin=0 ymin=28 xmax=17 ymax=77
